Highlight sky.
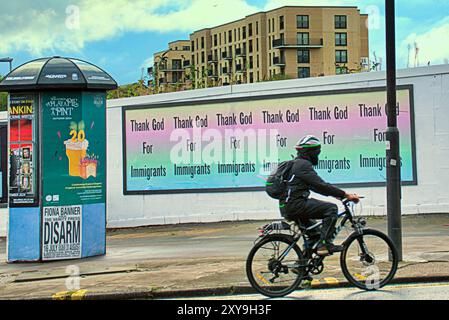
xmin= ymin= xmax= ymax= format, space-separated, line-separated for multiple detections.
xmin=0 ymin=0 xmax=449 ymax=85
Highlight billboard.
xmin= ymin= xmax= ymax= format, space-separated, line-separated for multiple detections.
xmin=123 ymin=86 xmax=416 ymax=194
xmin=9 ymin=94 xmax=39 ymax=206
xmin=41 ymin=91 xmax=106 ymax=260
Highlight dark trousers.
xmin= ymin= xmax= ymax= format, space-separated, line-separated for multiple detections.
xmin=285 ymin=198 xmax=339 ymax=243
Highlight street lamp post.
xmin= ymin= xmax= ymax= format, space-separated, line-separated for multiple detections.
xmin=385 ymin=0 xmax=403 ymax=261
xmin=0 ymin=58 xmax=13 ymax=72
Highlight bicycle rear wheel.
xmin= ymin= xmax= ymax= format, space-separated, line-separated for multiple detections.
xmin=246 ymin=234 xmax=306 ymax=298
xmin=340 ymin=229 xmax=398 ymax=291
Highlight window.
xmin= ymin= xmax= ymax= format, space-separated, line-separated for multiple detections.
xmin=268 ymin=19 xmax=271 ymax=33
xmin=335 ymin=15 xmax=347 ymax=29
xmin=201 ymin=52 xmax=205 ymax=64
xmin=201 ymin=37 xmax=204 ymax=49
xmin=214 ymin=34 xmax=218 ymax=47
xmin=172 ymin=59 xmax=182 ymax=70
xmin=182 ymin=46 xmax=190 ymax=51
xmin=196 ymin=39 xmax=198 ymax=50
xmin=280 ymin=16 xmax=284 ymax=30
xmin=242 ymin=26 xmax=246 ymax=39
xmin=297 ymin=49 xmax=310 ymax=63
xmin=298 ymin=67 xmax=310 ymax=78
xmin=228 ymin=30 xmax=232 ymax=43
xmin=336 ymin=66 xmax=349 ymax=74
xmin=297 ymin=32 xmax=309 ymax=45
xmin=256 ymin=21 xmax=259 ymax=35
xmin=256 ymin=38 xmax=259 ymax=51
xmin=335 ymin=33 xmax=347 ymax=46
xmin=336 ymin=50 xmax=348 ymax=63
xmin=272 ymin=18 xmax=275 ymax=32
xmin=191 ymin=41 xmax=194 ymax=52
xmin=297 ymin=15 xmax=309 ymax=28
xmin=249 ymin=23 xmax=253 ymax=37
xmin=249 ymin=39 xmax=253 ymax=53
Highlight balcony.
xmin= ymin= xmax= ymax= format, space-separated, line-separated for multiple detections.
xmin=273 ymin=38 xmax=323 ymax=49
xmin=273 ymin=56 xmax=286 ymax=66
xmin=222 ymin=52 xmax=233 ymax=60
xmin=235 ymin=48 xmax=246 ymax=57
xmin=208 ymin=55 xmax=218 ymax=64
xmin=207 ymin=70 xmax=219 ymax=78
xmin=236 ymin=64 xmax=246 ymax=73
xmin=159 ymin=65 xmax=185 ymax=72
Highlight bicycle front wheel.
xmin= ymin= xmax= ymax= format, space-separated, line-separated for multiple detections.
xmin=246 ymin=234 xmax=306 ymax=298
xmin=340 ymin=229 xmax=398 ymax=291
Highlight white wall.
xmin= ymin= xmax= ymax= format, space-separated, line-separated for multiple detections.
xmin=1 ymin=66 xmax=448 ymax=236
xmin=106 ymin=65 xmax=449 ymax=228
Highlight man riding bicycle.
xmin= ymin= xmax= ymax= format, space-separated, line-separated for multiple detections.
xmin=279 ymin=135 xmax=360 ymax=256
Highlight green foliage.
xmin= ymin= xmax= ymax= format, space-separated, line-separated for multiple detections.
xmin=107 ymin=80 xmax=153 ymax=99
xmin=267 ymin=73 xmax=292 ymax=82
xmin=0 ymin=75 xmax=8 ymax=112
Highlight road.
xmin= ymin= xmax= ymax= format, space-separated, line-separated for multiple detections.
xmin=174 ymin=282 xmax=449 ymax=300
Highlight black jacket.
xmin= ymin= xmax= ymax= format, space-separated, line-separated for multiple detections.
xmin=281 ymin=154 xmax=346 ymax=213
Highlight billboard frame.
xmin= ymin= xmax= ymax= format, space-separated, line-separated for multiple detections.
xmin=121 ymin=85 xmax=417 ymax=195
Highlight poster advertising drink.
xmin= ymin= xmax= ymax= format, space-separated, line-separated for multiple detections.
xmin=42 ymin=205 xmax=82 ymax=260
xmin=8 ymin=94 xmax=38 ymax=206
xmin=41 ymin=92 xmax=106 ymax=206
xmin=123 ymin=86 xmax=416 ymax=194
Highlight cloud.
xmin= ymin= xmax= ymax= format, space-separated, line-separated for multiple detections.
xmin=400 ymin=16 xmax=449 ymax=67
xmin=0 ymin=0 xmax=262 ymax=55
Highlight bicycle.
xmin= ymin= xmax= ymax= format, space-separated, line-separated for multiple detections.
xmin=246 ymin=198 xmax=399 ymax=298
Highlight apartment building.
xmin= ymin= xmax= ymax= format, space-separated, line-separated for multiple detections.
xmin=151 ymin=40 xmax=191 ymax=91
xmin=151 ymin=6 xmax=369 ymax=92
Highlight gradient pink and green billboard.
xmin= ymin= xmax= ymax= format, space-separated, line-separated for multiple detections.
xmin=122 ymin=86 xmax=416 ymax=194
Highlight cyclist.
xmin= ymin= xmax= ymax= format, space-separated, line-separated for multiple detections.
xmin=280 ymin=135 xmax=360 ymax=256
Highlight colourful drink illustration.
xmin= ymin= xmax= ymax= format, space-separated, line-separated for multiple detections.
xmin=64 ymin=139 xmax=89 ymax=177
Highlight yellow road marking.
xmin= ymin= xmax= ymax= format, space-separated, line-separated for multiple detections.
xmin=71 ymin=290 xmax=88 ymax=300
xmin=354 ymin=273 xmax=367 ymax=281
xmin=52 ymin=291 xmax=73 ymax=300
xmin=52 ymin=290 xmax=88 ymax=300
xmin=311 ymin=279 xmax=321 ymax=286
xmin=324 ymin=277 xmax=339 ymax=285
xmin=256 ymin=273 xmax=270 ymax=285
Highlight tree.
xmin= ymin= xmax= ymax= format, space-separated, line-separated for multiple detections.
xmin=106 ymin=79 xmax=153 ymax=99
xmin=0 ymin=75 xmax=7 ymax=112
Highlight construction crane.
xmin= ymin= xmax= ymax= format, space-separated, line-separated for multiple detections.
xmin=414 ymin=42 xmax=420 ymax=67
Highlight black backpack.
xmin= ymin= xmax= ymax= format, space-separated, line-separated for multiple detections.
xmin=265 ymin=160 xmax=294 ymax=200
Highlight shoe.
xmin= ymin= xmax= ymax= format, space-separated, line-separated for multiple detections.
xmin=316 ymin=243 xmax=344 ymax=256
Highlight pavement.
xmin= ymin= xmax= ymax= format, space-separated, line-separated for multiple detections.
xmin=0 ymin=213 xmax=448 ymax=300
xmin=175 ymin=282 xmax=449 ymax=300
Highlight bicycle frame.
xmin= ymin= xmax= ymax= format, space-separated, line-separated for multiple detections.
xmin=276 ymin=200 xmax=362 ymax=263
